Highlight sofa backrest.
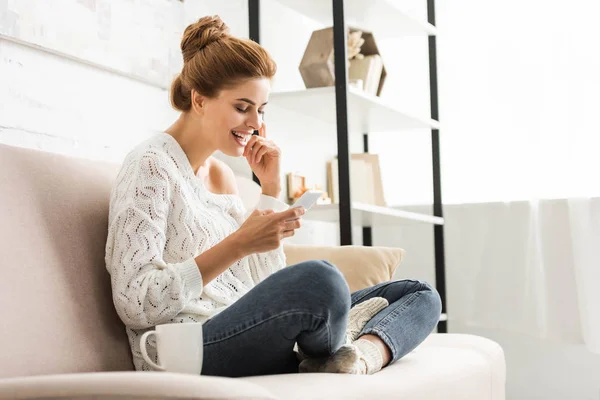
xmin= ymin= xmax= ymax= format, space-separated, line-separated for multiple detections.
xmin=0 ymin=143 xmax=133 ymax=378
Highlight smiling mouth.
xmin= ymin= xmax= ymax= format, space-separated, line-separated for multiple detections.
xmin=232 ymin=130 xmax=251 ymax=145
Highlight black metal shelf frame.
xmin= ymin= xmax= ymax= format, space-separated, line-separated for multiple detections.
xmin=248 ymin=0 xmax=447 ymax=333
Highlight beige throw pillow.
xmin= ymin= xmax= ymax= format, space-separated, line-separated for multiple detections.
xmin=283 ymin=244 xmax=405 ymax=293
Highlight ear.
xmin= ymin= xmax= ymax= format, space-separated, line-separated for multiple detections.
xmin=191 ymin=90 xmax=206 ymax=116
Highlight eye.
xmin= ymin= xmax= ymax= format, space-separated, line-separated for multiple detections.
xmin=236 ymin=106 xmax=265 ymax=116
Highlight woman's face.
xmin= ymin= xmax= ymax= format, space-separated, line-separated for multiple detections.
xmin=198 ymin=77 xmax=270 ymax=157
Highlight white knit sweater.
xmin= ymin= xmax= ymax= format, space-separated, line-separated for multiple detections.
xmin=104 ymin=132 xmax=289 ymax=371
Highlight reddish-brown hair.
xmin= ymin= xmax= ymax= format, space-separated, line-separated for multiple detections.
xmin=170 ymin=15 xmax=277 ymax=112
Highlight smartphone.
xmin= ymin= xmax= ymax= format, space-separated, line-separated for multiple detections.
xmin=290 ymin=190 xmax=324 ymax=211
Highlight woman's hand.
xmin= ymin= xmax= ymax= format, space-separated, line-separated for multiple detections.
xmin=243 ymin=122 xmax=281 ymax=188
xmin=234 ymin=207 xmax=305 ymax=255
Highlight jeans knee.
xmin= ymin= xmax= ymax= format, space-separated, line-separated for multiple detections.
xmin=296 ymin=260 xmax=350 ymax=314
xmin=419 ymin=280 xmax=442 ymax=318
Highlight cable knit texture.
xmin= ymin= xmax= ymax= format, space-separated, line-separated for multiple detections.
xmin=105 ymin=132 xmax=288 ymax=371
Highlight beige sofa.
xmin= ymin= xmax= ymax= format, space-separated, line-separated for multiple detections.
xmin=0 ymin=143 xmax=506 ymax=400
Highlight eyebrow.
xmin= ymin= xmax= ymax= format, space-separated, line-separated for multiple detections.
xmin=236 ymin=98 xmax=268 ymax=106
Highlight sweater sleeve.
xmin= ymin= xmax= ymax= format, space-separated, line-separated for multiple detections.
xmin=256 ymin=194 xmax=290 ymax=213
xmin=105 ymin=152 xmax=203 ymax=330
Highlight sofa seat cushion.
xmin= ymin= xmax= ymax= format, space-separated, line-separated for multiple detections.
xmin=243 ymin=333 xmax=506 ymax=400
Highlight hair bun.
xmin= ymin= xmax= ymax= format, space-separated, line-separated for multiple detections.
xmin=181 ymin=15 xmax=230 ymax=63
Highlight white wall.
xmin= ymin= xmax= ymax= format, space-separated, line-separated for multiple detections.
xmin=0 ymin=37 xmax=175 ymax=162
xmin=435 ymin=0 xmax=600 ymax=203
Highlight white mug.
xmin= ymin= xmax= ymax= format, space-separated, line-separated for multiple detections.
xmin=140 ymin=322 xmax=204 ymax=374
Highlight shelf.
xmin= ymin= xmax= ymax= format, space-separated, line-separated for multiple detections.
xmin=270 ymin=86 xmax=440 ymax=133
xmin=305 ymin=202 xmax=444 ymax=226
xmin=274 ymin=0 xmax=436 ymax=37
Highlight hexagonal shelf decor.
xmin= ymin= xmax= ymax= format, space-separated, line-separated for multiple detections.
xmin=298 ymin=26 xmax=387 ymax=97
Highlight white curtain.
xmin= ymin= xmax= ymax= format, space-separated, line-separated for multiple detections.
xmin=568 ymin=198 xmax=600 ymax=353
xmin=440 ymin=199 xmax=599 ymax=355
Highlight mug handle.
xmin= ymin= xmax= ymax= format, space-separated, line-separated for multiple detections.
xmin=140 ymin=330 xmax=165 ymax=371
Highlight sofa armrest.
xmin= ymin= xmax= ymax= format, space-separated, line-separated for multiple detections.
xmin=419 ymin=334 xmax=507 ymax=400
xmin=283 ymin=243 xmax=405 ymax=292
xmin=0 ymin=372 xmax=278 ymax=400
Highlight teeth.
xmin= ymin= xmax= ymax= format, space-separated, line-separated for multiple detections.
xmin=233 ymin=131 xmax=242 ymax=138
xmin=232 ymin=131 xmax=249 ymax=141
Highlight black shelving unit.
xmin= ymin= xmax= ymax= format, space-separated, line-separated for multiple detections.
xmin=248 ymin=0 xmax=447 ymax=333
xmin=426 ymin=0 xmax=447 ymax=334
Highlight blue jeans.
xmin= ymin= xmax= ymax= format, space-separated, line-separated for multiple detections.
xmin=201 ymin=260 xmax=442 ymax=377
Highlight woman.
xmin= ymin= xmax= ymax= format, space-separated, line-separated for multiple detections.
xmin=105 ymin=15 xmax=442 ymax=377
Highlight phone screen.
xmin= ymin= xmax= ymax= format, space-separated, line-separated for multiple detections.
xmin=291 ymin=190 xmax=323 ymax=211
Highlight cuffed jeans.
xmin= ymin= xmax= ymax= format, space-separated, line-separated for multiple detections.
xmin=201 ymin=260 xmax=442 ymax=377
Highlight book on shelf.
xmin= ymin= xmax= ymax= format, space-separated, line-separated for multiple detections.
xmin=349 ymin=54 xmax=383 ymax=96
xmin=327 ymin=154 xmax=386 ymax=207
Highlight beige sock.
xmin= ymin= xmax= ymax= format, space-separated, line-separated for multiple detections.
xmin=295 ymin=297 xmax=388 ymax=361
xmin=298 ymin=344 xmax=360 ymax=374
xmin=346 ymin=297 xmax=389 ymax=344
xmin=353 ymin=338 xmax=384 ymax=375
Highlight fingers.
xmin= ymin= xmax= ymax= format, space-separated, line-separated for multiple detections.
xmin=250 ymin=142 xmax=265 ymax=165
xmin=282 ymin=229 xmax=295 ymax=238
xmin=258 ymin=121 xmax=267 ymax=138
xmin=253 ymin=209 xmax=274 ymax=217
xmin=283 ymin=218 xmax=302 ymax=231
xmin=275 ymin=207 xmax=305 ymax=222
xmin=243 ymin=135 xmax=259 ymax=158
xmin=254 ymin=146 xmax=268 ymax=164
xmin=244 ymin=136 xmax=262 ymax=164
xmin=244 ymin=135 xmax=280 ymax=165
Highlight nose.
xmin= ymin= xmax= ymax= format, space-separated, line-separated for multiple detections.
xmin=246 ymin=110 xmax=263 ymax=131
